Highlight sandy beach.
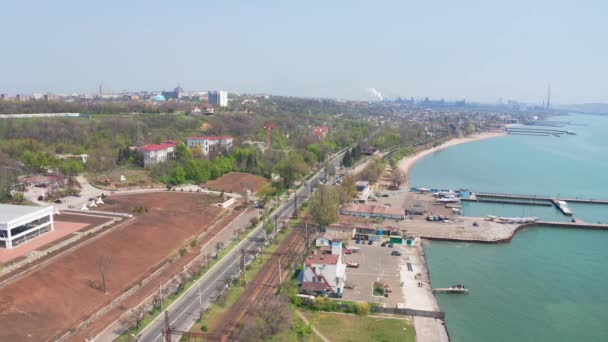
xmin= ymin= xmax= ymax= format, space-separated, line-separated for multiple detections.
xmin=398 ymin=131 xmax=506 ymax=179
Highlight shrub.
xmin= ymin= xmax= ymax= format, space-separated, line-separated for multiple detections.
xmin=355 ymin=302 xmax=370 ymax=315
xmin=179 ymin=248 xmax=187 ymax=256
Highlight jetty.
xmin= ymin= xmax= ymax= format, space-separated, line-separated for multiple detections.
xmin=432 ymin=287 xmax=469 ymax=294
xmin=462 ymin=192 xmax=608 ymax=217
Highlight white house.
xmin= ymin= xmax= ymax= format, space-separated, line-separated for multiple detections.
xmin=139 ymin=140 xmax=178 ymax=167
xmin=355 ymin=180 xmax=371 ymax=203
xmin=0 ymin=204 xmax=54 ymax=248
xmin=315 ymin=236 xmax=331 ymax=247
xmin=301 ymin=240 xmax=346 ymax=297
xmin=186 ymin=136 xmax=234 ymax=156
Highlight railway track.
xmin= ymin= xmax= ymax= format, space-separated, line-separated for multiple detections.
xmin=209 ymin=225 xmax=311 ymax=341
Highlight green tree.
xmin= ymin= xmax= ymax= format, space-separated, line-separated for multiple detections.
xmin=170 ymin=166 xmax=187 ymax=185
xmin=273 ymin=152 xmax=309 ymax=187
xmin=342 ymin=150 xmax=353 ymax=167
xmin=309 ymin=185 xmax=340 ymax=228
xmin=175 ymin=143 xmax=192 ymax=162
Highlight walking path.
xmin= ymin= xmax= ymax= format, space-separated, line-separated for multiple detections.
xmin=295 ymin=310 xmax=331 ymax=342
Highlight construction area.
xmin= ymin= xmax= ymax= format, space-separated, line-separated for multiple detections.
xmin=0 ymin=191 xmax=244 ymax=342
xmin=204 ymin=172 xmax=269 ymax=194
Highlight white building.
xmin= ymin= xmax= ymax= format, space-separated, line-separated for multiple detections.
xmin=355 ymin=180 xmax=371 ymax=203
xmin=0 ymin=204 xmax=54 ymax=248
xmin=301 ymin=240 xmax=346 ymax=297
xmin=208 ymin=90 xmax=228 ymax=107
xmin=186 ymin=136 xmax=233 ymax=156
xmin=139 ymin=140 xmax=178 ymax=168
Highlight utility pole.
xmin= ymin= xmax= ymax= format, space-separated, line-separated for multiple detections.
xmin=278 ymin=255 xmax=282 ymax=289
xmin=159 ymin=281 xmax=162 ymax=311
xmin=198 ymin=281 xmax=203 ymax=314
xmin=240 ymin=248 xmax=246 ymax=285
xmin=304 ymin=223 xmax=309 ymax=252
xmin=293 ymin=193 xmax=298 ymax=218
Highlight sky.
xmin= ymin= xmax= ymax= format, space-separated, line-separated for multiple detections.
xmin=1 ymin=0 xmax=607 ymax=104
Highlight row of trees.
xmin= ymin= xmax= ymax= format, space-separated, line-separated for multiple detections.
xmin=341 ymin=144 xmax=363 ymax=167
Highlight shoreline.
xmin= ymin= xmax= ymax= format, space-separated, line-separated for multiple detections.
xmin=398 ymin=131 xmax=506 ymax=181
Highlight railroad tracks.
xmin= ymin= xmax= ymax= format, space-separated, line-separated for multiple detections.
xmin=209 ymin=226 xmax=312 ymax=341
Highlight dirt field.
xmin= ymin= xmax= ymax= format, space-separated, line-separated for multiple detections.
xmin=204 ymin=172 xmax=269 ymax=194
xmin=0 ymin=192 xmax=225 ymax=341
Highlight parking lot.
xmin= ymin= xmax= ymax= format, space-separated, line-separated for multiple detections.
xmin=342 ymin=240 xmax=404 ymax=307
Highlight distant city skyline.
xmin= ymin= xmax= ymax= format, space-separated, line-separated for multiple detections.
xmin=1 ymin=0 xmax=607 ymax=104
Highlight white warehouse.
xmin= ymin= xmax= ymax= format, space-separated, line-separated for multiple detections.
xmin=0 ymin=204 xmax=54 ymax=248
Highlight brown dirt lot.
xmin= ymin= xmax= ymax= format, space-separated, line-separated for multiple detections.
xmin=204 ymin=172 xmax=269 ymax=194
xmin=0 ymin=192 xmax=225 ymax=341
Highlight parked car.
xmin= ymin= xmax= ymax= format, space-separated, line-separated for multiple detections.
xmin=53 ymin=199 xmax=62 ymax=204
xmin=345 ymin=249 xmax=353 ymax=254
xmin=380 ymin=242 xmax=387 ymax=247
xmin=346 ymin=262 xmax=360 ymax=268
xmin=355 ymin=239 xmax=361 ymax=244
xmin=391 ymin=251 xmax=402 ymax=256
xmin=381 ymin=194 xmax=389 ymax=197
xmin=388 ymin=243 xmax=394 ymax=248
xmin=367 ymin=240 xmax=373 ymax=245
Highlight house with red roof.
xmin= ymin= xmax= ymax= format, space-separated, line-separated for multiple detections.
xmin=186 ymin=136 xmax=234 ymax=156
xmin=301 ymin=239 xmax=346 ymax=297
xmin=138 ymin=140 xmax=178 ymax=167
xmin=311 ymin=125 xmax=330 ymax=140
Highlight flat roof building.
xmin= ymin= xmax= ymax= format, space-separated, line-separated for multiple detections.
xmin=340 ymin=203 xmax=404 ymax=221
xmin=208 ymin=90 xmax=228 ymax=107
xmin=0 ymin=204 xmax=54 ymax=248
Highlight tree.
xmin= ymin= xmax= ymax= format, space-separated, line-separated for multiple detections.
xmin=342 ymin=150 xmax=353 ymax=167
xmin=338 ymin=175 xmax=357 ymax=203
xmin=215 ymin=241 xmax=225 ymax=258
xmin=175 ymin=143 xmax=192 ymax=162
xmin=390 ymin=168 xmax=407 ymax=189
xmin=309 ymin=185 xmax=340 ymax=228
xmin=89 ymin=255 xmax=111 ymax=293
xmin=273 ymin=152 xmax=309 ymax=188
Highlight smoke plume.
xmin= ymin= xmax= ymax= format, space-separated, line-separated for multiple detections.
xmin=366 ymin=87 xmax=383 ymax=101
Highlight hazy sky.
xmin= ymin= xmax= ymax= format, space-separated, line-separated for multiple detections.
xmin=1 ymin=0 xmax=607 ymax=104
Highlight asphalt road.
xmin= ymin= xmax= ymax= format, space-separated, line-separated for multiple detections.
xmin=132 ymin=151 xmax=345 ymax=342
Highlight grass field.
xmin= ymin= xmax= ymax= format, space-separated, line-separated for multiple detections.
xmin=302 ymin=311 xmax=415 ymax=342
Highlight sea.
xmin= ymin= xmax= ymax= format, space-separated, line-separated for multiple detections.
xmin=409 ymin=114 xmax=608 ymax=342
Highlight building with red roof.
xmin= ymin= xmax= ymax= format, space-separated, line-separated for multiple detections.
xmin=300 ymin=240 xmax=346 ymax=297
xmin=138 ymin=140 xmax=178 ymax=167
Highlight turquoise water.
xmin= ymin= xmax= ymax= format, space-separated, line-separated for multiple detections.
xmin=410 ymin=114 xmax=608 ymax=342
xmin=426 ymin=228 xmax=608 ymax=342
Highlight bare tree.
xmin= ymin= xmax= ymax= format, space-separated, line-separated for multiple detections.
xmin=88 ymin=255 xmax=111 ymax=293
xmin=391 ymin=168 xmax=407 ymax=189
xmin=118 ymin=306 xmax=145 ymax=331
xmin=215 ymin=241 xmax=225 ymax=258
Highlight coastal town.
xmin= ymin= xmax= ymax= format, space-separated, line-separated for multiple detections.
xmin=2 ymin=88 xmax=606 ymax=342
xmin=2 ymin=1 xmax=608 ymax=341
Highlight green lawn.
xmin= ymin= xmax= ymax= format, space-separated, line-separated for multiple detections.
xmin=302 ymin=311 xmax=415 ymax=342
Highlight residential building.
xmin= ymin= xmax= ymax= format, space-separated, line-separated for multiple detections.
xmin=312 ymin=125 xmax=330 ymax=139
xmin=0 ymin=204 xmax=54 ymax=248
xmin=138 ymin=140 xmax=178 ymax=167
xmin=301 ymin=240 xmax=346 ymax=297
xmin=186 ymin=136 xmax=233 ymax=156
xmin=340 ymin=203 xmax=404 ymax=221
xmin=355 ymin=180 xmax=371 ymax=203
xmin=208 ymin=90 xmax=228 ymax=107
